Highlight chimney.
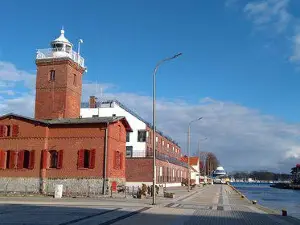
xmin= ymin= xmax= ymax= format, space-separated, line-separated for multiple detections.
xmin=89 ymin=96 xmax=97 ymax=108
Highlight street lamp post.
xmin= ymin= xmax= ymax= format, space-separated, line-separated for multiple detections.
xmin=187 ymin=117 xmax=203 ymax=192
xmin=152 ymin=53 xmax=182 ymax=205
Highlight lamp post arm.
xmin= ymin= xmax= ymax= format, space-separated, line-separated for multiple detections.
xmin=152 ymin=52 xmax=182 ymax=205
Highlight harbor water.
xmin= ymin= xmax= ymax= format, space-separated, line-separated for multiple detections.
xmin=231 ymin=182 xmax=300 ymax=219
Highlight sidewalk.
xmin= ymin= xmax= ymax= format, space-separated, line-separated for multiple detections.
xmin=0 ymin=185 xmax=206 ymax=207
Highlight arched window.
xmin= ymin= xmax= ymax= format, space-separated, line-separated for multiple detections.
xmin=114 ymin=151 xmax=123 ymax=170
xmin=49 ymin=70 xmax=55 ymax=81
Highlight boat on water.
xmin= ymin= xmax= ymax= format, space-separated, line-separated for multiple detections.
xmin=212 ymin=166 xmax=228 ymax=184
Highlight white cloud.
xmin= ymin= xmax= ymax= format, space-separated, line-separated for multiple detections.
xmin=244 ymin=0 xmax=291 ymax=33
xmin=1 ymin=61 xmax=299 ymax=173
xmin=290 ymin=31 xmax=300 ymax=62
xmin=80 ymin=90 xmax=300 ymax=173
xmin=232 ymin=0 xmax=300 ymax=64
xmin=0 ymin=61 xmax=35 ymax=90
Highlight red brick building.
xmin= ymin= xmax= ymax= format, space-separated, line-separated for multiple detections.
xmin=0 ymin=29 xmax=132 ymax=194
xmin=126 ymin=126 xmax=189 ymax=187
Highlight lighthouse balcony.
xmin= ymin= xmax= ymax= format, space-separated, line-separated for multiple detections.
xmin=36 ymin=48 xmax=85 ymax=68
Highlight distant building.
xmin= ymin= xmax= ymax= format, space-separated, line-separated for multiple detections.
xmin=181 ymin=156 xmax=200 ymax=184
xmin=0 ymin=29 xmax=132 ymax=194
xmin=81 ymin=97 xmax=189 ymax=187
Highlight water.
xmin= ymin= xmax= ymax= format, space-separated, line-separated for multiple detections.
xmin=231 ymin=182 xmax=300 ymax=219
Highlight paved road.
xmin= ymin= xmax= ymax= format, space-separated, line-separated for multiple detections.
xmin=0 ymin=185 xmax=299 ymax=225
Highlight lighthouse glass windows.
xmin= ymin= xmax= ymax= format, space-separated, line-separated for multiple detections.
xmin=65 ymin=45 xmax=71 ymax=53
xmin=53 ymin=43 xmax=63 ymax=51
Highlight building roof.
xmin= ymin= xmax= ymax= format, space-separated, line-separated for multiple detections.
xmin=189 ymin=157 xmax=200 ymax=166
xmin=51 ymin=29 xmax=72 ymax=46
xmin=181 ymin=156 xmax=199 ymax=166
xmin=81 ymin=99 xmax=180 ymax=147
xmin=0 ymin=113 xmax=132 ymax=132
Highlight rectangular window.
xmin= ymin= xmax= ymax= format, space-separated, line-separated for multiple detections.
xmin=49 ymin=150 xmax=58 ymax=168
xmin=137 ymin=130 xmax=146 ymax=142
xmin=84 ymin=150 xmax=90 ymax=168
xmin=172 ymin=146 xmax=175 ymax=151
xmin=126 ymin=132 xmax=130 ymax=142
xmin=6 ymin=150 xmax=11 ymax=169
xmin=48 ymin=150 xmax=63 ymax=169
xmin=126 ymin=146 xmax=133 ymax=158
xmin=162 ymin=140 xmax=164 ymax=146
xmin=73 ymin=74 xmax=77 ymax=86
xmin=156 ymin=136 xmax=158 ymax=142
xmin=49 ymin=70 xmax=55 ymax=81
xmin=77 ymin=149 xmax=95 ymax=169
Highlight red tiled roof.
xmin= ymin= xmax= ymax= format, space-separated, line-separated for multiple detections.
xmin=180 ymin=156 xmax=199 ymax=166
xmin=189 ymin=157 xmax=199 ymax=166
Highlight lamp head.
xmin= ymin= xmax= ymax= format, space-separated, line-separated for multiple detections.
xmin=173 ymin=52 xmax=182 ymax=58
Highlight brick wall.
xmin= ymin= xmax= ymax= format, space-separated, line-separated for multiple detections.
xmin=35 ymin=59 xmax=84 ymax=120
xmin=126 ymin=158 xmax=153 ymax=182
xmin=146 ymin=126 xmax=181 ymax=159
xmin=107 ymin=121 xmax=126 ymax=179
xmin=0 ymin=117 xmax=127 ymax=193
xmin=126 ymin=158 xmax=188 ymax=184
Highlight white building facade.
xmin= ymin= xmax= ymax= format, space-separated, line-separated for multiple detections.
xmin=81 ymin=99 xmax=148 ymax=158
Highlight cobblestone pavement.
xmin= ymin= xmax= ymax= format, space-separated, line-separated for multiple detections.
xmin=0 ymin=185 xmax=299 ymax=225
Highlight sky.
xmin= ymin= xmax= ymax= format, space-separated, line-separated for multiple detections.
xmin=1 ymin=0 xmax=300 ymax=173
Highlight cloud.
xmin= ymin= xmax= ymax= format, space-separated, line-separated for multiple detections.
xmin=1 ymin=61 xmax=299 ymax=173
xmin=244 ymin=0 xmax=291 ymax=33
xmin=81 ymin=90 xmax=300 ymax=173
xmin=290 ymin=31 xmax=300 ymax=62
xmin=229 ymin=0 xmax=300 ymax=64
xmin=0 ymin=61 xmax=36 ymax=90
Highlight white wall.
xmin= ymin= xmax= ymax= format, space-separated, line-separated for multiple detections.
xmin=190 ymin=160 xmax=200 ymax=184
xmin=80 ymin=102 xmax=147 ymax=157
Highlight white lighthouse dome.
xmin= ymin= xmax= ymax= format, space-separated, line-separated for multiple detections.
xmin=51 ymin=29 xmax=73 ymax=57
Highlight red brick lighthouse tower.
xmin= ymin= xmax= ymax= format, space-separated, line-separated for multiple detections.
xmin=35 ymin=29 xmax=86 ymax=120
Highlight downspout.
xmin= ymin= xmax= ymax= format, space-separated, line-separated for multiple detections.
xmin=102 ymin=122 xmax=109 ymax=195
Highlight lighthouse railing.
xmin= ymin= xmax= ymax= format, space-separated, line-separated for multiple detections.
xmin=36 ymin=48 xmax=85 ymax=68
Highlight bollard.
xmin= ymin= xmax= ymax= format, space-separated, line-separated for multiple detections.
xmin=252 ymin=200 xmax=257 ymax=205
xmin=282 ymin=209 xmax=287 ymax=216
xmin=110 ymin=185 xmax=113 ymax=198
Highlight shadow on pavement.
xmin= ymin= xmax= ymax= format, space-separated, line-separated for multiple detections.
xmin=0 ymin=204 xmax=299 ymax=225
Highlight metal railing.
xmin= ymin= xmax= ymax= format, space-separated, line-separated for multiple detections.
xmin=36 ymin=48 xmax=85 ymax=68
